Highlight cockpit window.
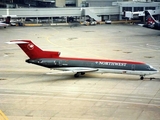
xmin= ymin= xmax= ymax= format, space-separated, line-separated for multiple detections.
xmin=149 ymin=65 xmax=154 ymax=68
xmin=147 ymin=66 xmax=151 ymax=70
xmin=146 ymin=64 xmax=154 ymax=70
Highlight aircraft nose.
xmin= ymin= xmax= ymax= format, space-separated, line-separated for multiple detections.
xmin=156 ymin=69 xmax=159 ymax=73
xmin=152 ymin=68 xmax=159 ymax=73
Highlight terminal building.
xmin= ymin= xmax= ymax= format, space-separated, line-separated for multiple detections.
xmin=1 ymin=0 xmax=124 ymax=7
xmin=0 ymin=0 xmax=160 ymax=22
xmin=1 ymin=0 xmax=160 ymax=7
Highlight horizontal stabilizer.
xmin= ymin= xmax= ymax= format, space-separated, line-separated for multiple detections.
xmin=6 ymin=41 xmax=28 ymax=44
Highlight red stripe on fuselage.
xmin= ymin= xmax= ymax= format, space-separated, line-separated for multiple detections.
xmin=57 ymin=57 xmax=144 ymax=65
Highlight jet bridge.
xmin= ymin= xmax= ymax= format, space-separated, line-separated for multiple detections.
xmin=0 ymin=7 xmax=119 ymax=22
xmin=0 ymin=8 xmax=82 ymax=17
xmin=82 ymin=7 xmax=119 ymax=21
xmin=125 ymin=9 xmax=160 ymax=20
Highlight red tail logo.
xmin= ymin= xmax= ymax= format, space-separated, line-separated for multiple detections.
xmin=27 ymin=43 xmax=34 ymax=50
xmin=147 ymin=16 xmax=155 ymax=25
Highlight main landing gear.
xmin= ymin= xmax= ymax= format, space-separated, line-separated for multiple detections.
xmin=74 ymin=72 xmax=85 ymax=78
xmin=140 ymin=75 xmax=155 ymax=80
xmin=140 ymin=76 xmax=144 ymax=80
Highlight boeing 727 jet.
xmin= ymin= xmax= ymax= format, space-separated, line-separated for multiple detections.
xmin=7 ymin=40 xmax=158 ymax=80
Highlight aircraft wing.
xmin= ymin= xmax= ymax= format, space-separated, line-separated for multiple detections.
xmin=54 ymin=67 xmax=98 ymax=73
xmin=0 ymin=23 xmax=9 ymax=27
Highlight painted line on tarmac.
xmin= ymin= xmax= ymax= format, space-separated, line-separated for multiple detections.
xmin=129 ymin=99 xmax=142 ymax=101
xmin=105 ymin=97 xmax=117 ymax=99
xmin=0 ymin=110 xmax=8 ymax=120
xmin=153 ymin=101 xmax=160 ymax=103
xmin=42 ymin=93 xmax=53 ymax=95
xmin=25 ymin=91 xmax=36 ymax=94
xmin=4 ymin=90 xmax=14 ymax=93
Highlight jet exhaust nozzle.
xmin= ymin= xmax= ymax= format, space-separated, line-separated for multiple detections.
xmin=25 ymin=59 xmax=33 ymax=63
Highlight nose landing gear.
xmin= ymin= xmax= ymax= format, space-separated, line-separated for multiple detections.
xmin=140 ymin=76 xmax=144 ymax=80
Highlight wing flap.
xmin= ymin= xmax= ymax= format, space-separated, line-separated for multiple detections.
xmin=72 ymin=69 xmax=98 ymax=73
xmin=46 ymin=71 xmax=73 ymax=75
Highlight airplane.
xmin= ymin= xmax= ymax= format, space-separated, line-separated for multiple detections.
xmin=0 ymin=16 xmax=11 ymax=28
xmin=139 ymin=10 xmax=160 ymax=30
xmin=7 ymin=40 xmax=158 ymax=80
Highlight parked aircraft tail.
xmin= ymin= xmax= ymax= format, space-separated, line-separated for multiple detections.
xmin=6 ymin=16 xmax=11 ymax=24
xmin=5 ymin=16 xmax=11 ymax=24
xmin=7 ymin=40 xmax=60 ymax=59
xmin=144 ymin=11 xmax=156 ymax=28
xmin=143 ymin=10 xmax=160 ymax=30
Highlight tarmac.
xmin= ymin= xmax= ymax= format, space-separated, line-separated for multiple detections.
xmin=0 ymin=24 xmax=160 ymax=120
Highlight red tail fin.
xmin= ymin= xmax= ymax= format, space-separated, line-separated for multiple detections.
xmin=145 ymin=11 xmax=156 ymax=27
xmin=8 ymin=40 xmax=60 ymax=59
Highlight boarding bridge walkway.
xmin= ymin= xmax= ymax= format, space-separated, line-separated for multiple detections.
xmin=0 ymin=7 xmax=119 ymax=21
xmin=84 ymin=7 xmax=119 ymax=21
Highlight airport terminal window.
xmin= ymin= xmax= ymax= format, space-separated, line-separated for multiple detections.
xmin=133 ymin=7 xmax=143 ymax=12
xmin=145 ymin=7 xmax=155 ymax=10
xmin=65 ymin=3 xmax=76 ymax=7
xmin=81 ymin=2 xmax=89 ymax=7
xmin=122 ymin=7 xmax=132 ymax=12
xmin=65 ymin=0 xmax=76 ymax=7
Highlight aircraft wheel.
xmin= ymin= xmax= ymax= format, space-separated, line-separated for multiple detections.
xmin=140 ymin=76 xmax=144 ymax=80
xmin=81 ymin=72 xmax=85 ymax=75
xmin=74 ymin=73 xmax=80 ymax=78
xmin=150 ymin=77 xmax=155 ymax=80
